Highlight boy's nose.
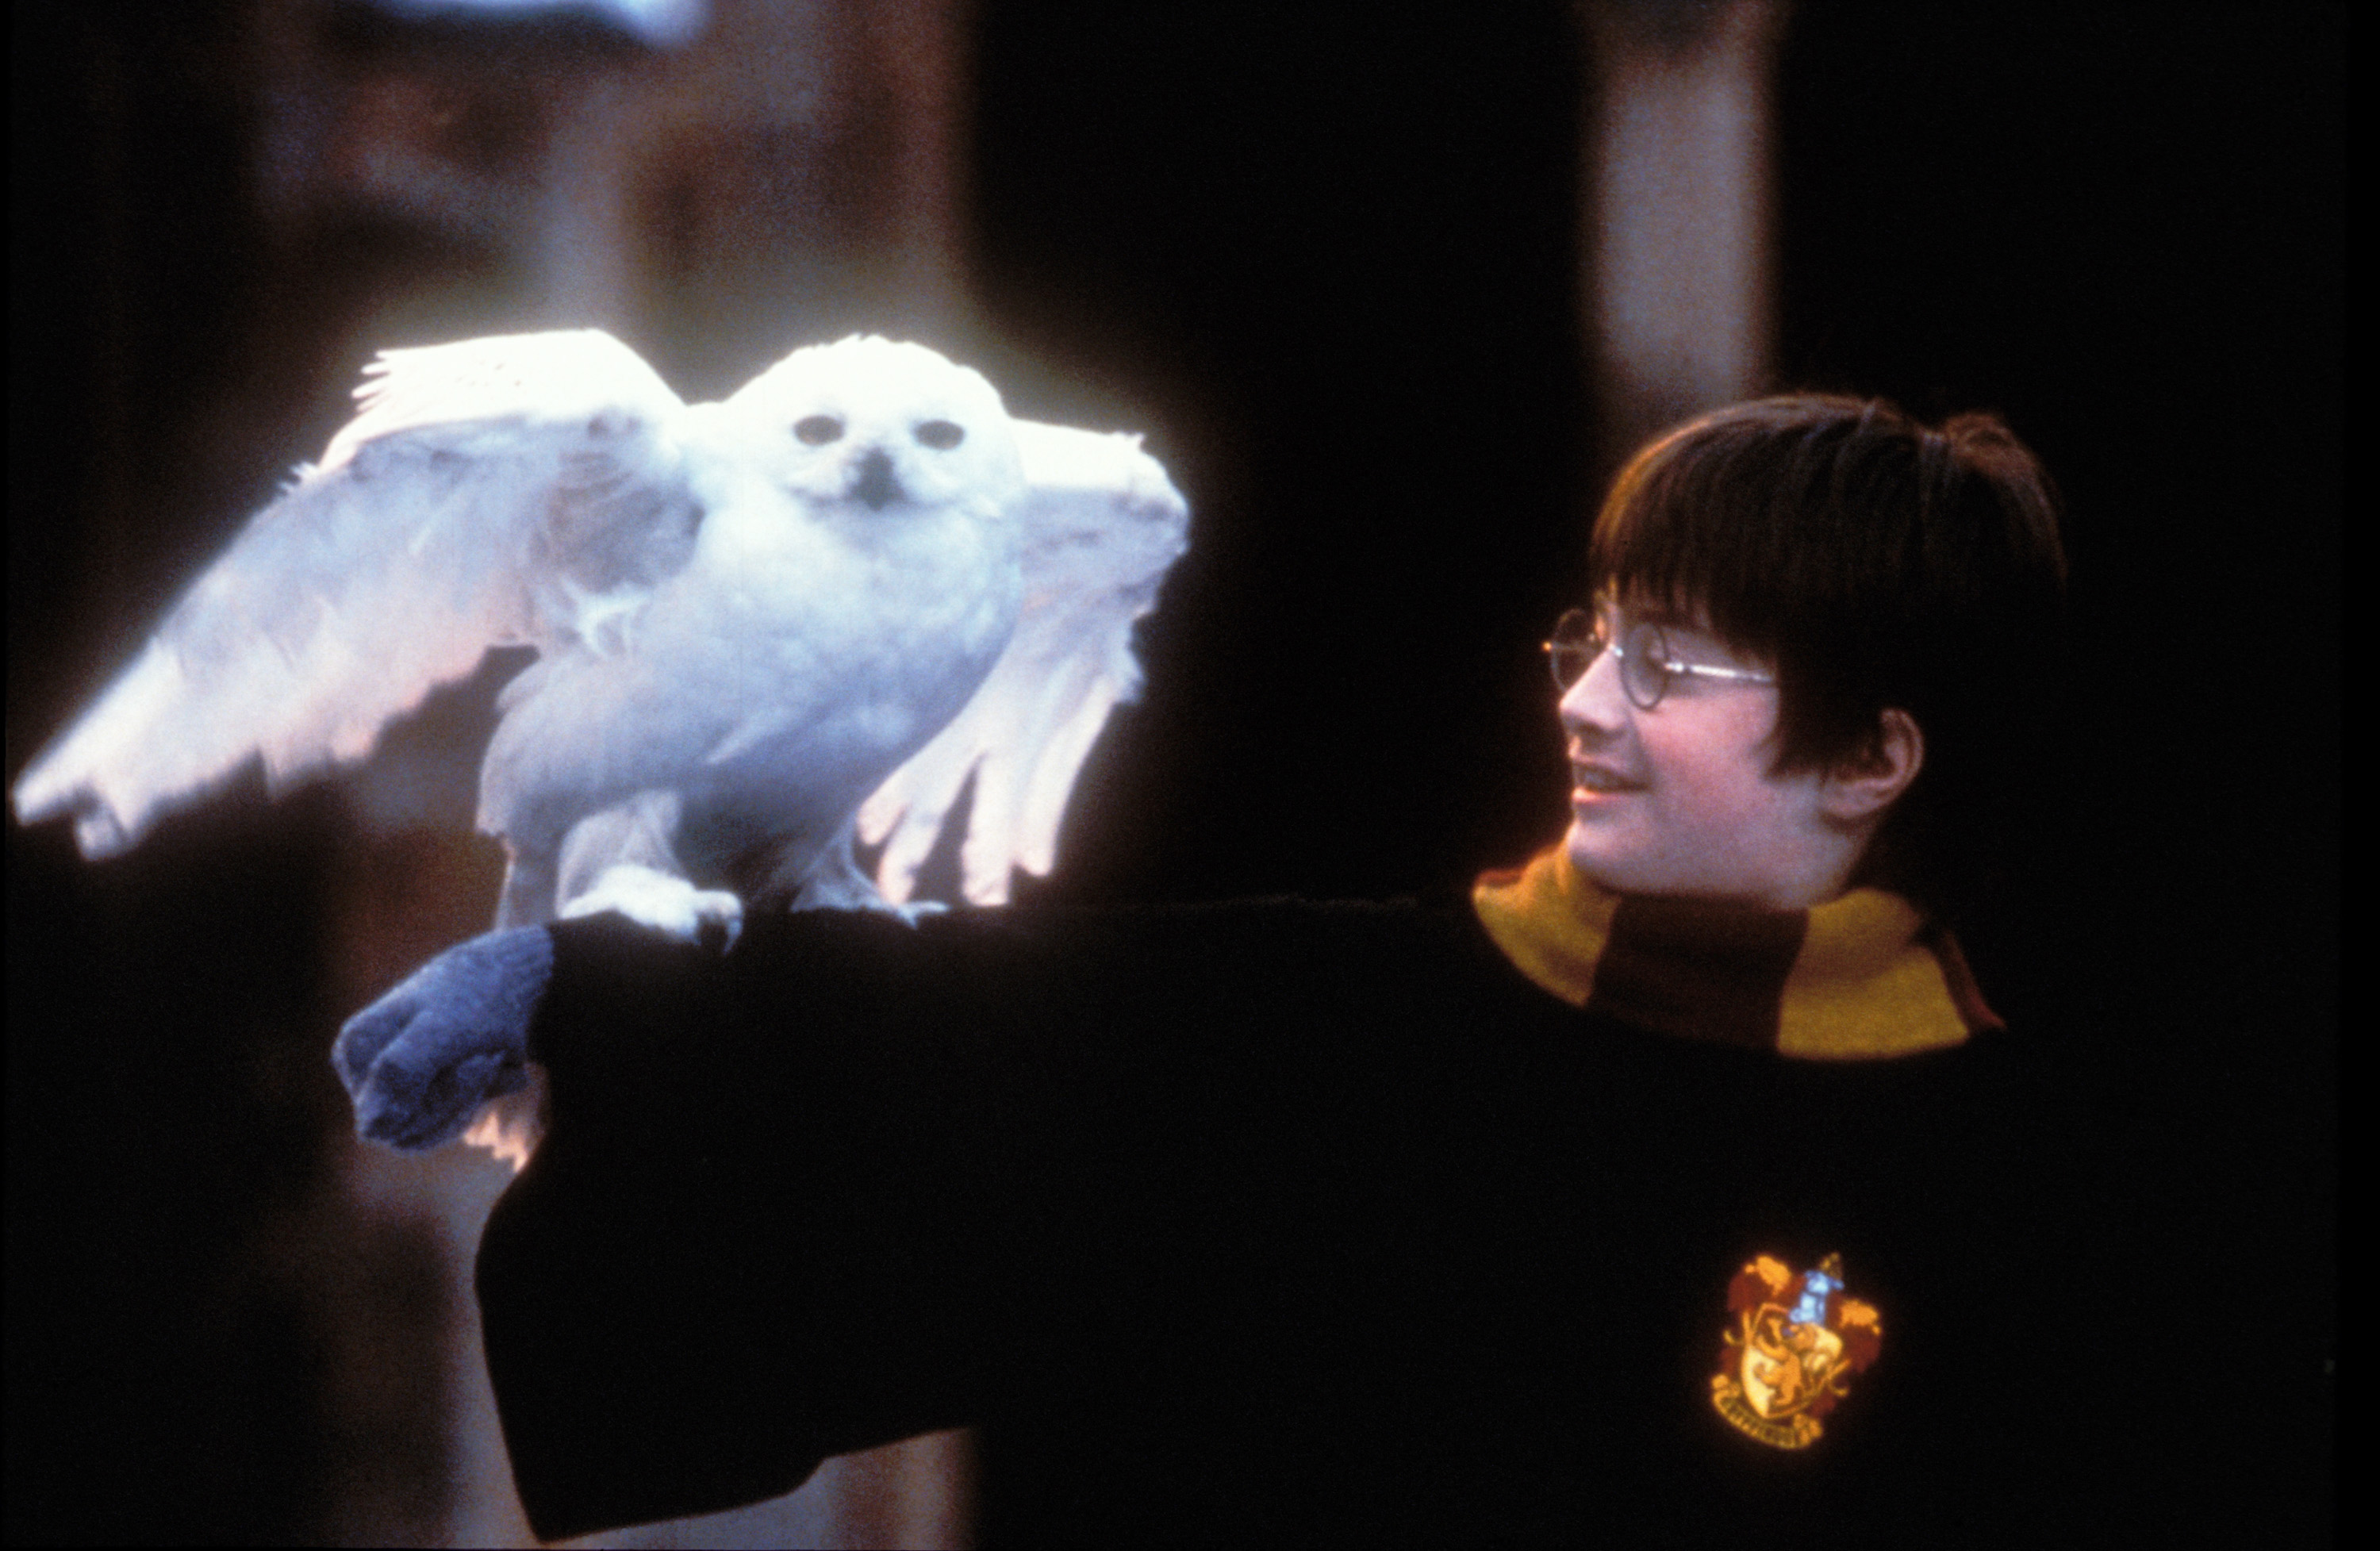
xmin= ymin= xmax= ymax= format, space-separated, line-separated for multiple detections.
xmin=1558 ymin=646 xmax=1632 ymax=738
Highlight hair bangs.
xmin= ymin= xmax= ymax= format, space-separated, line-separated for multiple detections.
xmin=1589 ymin=400 xmax=1908 ymax=679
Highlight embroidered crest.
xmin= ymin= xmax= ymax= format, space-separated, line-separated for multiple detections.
xmin=1710 ymin=1253 xmax=1881 ymax=1449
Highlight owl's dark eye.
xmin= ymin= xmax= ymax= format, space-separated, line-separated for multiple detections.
xmin=915 ymin=420 xmax=965 ymax=451
xmin=795 ymin=415 xmax=844 ymax=446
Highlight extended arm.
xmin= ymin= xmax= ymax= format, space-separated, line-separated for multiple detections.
xmin=410 ymin=895 xmax=1579 ymax=1545
xmin=463 ymin=899 xmax=1493 ymax=1541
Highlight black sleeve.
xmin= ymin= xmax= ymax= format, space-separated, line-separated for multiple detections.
xmin=476 ymin=910 xmax=927 ymax=1539
xmin=475 ymin=898 xmax=1479 ymax=1542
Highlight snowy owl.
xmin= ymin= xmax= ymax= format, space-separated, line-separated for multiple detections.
xmin=13 ymin=328 xmax=1188 ymax=948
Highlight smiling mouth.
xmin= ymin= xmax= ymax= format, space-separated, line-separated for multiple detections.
xmin=1572 ymin=764 xmax=1645 ymax=794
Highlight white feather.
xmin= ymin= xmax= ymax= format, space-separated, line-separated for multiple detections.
xmin=858 ymin=421 xmax=1188 ymax=904
xmin=15 ymin=330 xmax=692 ymax=858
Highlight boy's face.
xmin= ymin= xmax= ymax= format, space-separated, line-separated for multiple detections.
xmin=1557 ymin=597 xmax=1843 ymax=908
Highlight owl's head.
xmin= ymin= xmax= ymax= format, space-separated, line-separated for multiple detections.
xmin=727 ymin=336 xmax=1025 ymax=517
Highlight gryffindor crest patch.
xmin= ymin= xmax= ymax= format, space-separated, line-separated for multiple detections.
xmin=1710 ymin=1253 xmax=1881 ymax=1449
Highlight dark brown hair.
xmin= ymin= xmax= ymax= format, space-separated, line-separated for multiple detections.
xmin=1588 ymin=394 xmax=2067 ymax=916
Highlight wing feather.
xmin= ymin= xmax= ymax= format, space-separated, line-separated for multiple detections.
xmin=13 ymin=330 xmax=697 ymax=858
xmin=860 ymin=420 xmax=1188 ymax=904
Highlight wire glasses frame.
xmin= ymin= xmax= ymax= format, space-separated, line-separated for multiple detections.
xmin=1542 ymin=607 xmax=1776 ymax=710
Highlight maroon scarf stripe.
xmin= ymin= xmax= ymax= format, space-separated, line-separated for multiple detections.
xmin=1587 ymin=895 xmax=1809 ymax=1050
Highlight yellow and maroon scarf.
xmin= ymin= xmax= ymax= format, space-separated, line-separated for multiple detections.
xmin=1472 ymin=846 xmax=1999 ymax=1059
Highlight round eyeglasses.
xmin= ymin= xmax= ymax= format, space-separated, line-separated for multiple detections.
xmin=1542 ymin=608 xmax=1776 ymax=710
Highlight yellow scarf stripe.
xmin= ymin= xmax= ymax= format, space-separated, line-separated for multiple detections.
xmin=1472 ymin=847 xmax=1993 ymax=1060
xmin=1471 ymin=846 xmax=1619 ymax=1008
xmin=1775 ymin=889 xmax=1970 ymax=1059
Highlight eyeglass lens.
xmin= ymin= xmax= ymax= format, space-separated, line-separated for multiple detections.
xmin=1545 ymin=609 xmax=1601 ymax=691
xmin=1545 ymin=609 xmax=1670 ymax=708
xmin=1620 ymin=622 xmax=1669 ymax=708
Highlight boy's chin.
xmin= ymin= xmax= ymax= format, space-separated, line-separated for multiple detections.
xmin=1564 ymin=823 xmax=1778 ymax=906
xmin=1562 ymin=823 xmax=1645 ymax=896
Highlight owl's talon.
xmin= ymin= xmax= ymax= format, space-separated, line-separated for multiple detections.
xmin=562 ymin=863 xmax=744 ymax=951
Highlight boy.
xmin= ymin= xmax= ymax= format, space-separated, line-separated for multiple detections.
xmin=343 ymin=394 xmax=2087 ymax=1544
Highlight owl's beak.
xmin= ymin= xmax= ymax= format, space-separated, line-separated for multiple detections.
xmin=850 ymin=447 xmax=904 ymax=510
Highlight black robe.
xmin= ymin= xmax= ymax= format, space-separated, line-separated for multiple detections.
xmin=478 ymin=896 xmax=2134 ymax=1545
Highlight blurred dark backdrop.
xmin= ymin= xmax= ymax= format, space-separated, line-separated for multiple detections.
xmin=7 ymin=2 xmax=2335 ymax=1543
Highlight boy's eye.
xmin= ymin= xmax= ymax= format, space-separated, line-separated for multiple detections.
xmin=1653 ymin=629 xmax=1726 ymax=670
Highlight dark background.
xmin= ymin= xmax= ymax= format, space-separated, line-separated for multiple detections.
xmin=7 ymin=2 xmax=2336 ymax=1542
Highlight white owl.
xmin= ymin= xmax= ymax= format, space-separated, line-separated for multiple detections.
xmin=13 ymin=329 xmax=1188 ymax=945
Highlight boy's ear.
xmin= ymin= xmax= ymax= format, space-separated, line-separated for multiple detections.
xmin=1821 ymin=708 xmax=1924 ymax=822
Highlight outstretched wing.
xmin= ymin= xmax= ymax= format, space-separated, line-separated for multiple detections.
xmin=13 ymin=330 xmax=699 ymax=858
xmin=859 ymin=420 xmax=1188 ymax=904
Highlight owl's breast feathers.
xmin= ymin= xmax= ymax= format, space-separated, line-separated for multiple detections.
xmin=479 ymin=450 xmax=1023 ymax=854
xmin=678 ymin=450 xmax=1024 ymax=731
